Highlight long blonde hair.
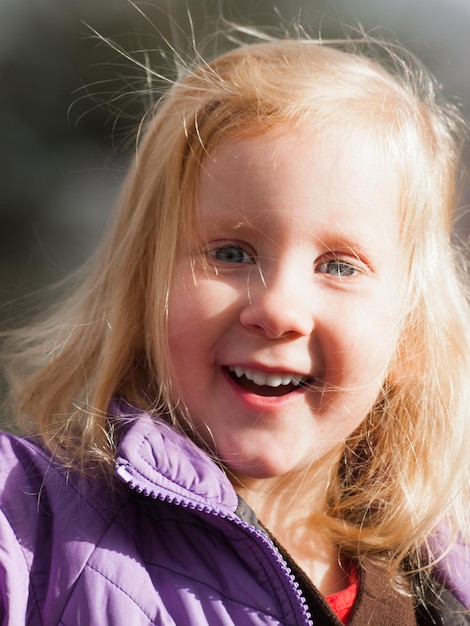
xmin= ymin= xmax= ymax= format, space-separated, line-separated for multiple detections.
xmin=2 ymin=33 xmax=470 ymax=571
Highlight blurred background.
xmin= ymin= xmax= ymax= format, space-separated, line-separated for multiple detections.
xmin=1 ymin=0 xmax=470 ymax=326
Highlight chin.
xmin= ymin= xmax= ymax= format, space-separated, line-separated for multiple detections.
xmin=224 ymin=455 xmax=310 ymax=482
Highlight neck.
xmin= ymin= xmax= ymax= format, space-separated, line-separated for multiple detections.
xmin=230 ymin=454 xmax=349 ymax=596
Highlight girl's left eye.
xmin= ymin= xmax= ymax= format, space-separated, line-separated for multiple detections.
xmin=316 ymin=259 xmax=360 ymax=278
xmin=208 ymin=244 xmax=254 ymax=264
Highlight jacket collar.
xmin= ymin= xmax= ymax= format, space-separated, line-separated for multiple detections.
xmin=113 ymin=400 xmax=239 ymax=516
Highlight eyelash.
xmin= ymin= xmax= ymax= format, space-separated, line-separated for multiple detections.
xmin=316 ymin=258 xmax=361 ymax=278
xmin=207 ymin=244 xmax=254 ymax=265
xmin=206 ymin=244 xmax=363 ymax=278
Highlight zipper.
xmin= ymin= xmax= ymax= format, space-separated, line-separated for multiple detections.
xmin=116 ymin=461 xmax=313 ymax=626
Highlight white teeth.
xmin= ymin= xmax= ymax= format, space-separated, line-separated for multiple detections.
xmin=228 ymin=366 xmax=305 ymax=388
xmin=233 ymin=366 xmax=244 ymax=378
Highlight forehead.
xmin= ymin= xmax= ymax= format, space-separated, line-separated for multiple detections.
xmin=197 ymin=125 xmax=401 ymax=247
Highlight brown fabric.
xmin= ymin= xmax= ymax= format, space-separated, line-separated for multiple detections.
xmin=255 ymin=511 xmax=417 ymax=625
xmin=286 ymin=553 xmax=470 ymax=626
xmin=348 ymin=561 xmax=416 ymax=626
xmin=275 ymin=542 xmax=417 ymax=626
xmin=300 ymin=559 xmax=416 ymax=626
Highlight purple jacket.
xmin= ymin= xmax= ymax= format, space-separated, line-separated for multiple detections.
xmin=0 ymin=405 xmax=468 ymax=625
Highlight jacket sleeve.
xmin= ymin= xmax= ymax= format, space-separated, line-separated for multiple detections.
xmin=0 ymin=432 xmax=48 ymax=625
xmin=0 ymin=507 xmax=31 ymax=626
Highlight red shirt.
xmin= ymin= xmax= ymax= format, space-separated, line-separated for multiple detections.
xmin=325 ymin=565 xmax=359 ymax=624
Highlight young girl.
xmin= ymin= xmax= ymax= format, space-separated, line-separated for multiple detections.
xmin=1 ymin=32 xmax=469 ymax=625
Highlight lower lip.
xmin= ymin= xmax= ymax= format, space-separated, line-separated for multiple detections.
xmin=222 ymin=368 xmax=307 ymax=409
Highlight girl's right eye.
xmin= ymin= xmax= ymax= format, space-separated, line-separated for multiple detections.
xmin=208 ymin=244 xmax=254 ymax=265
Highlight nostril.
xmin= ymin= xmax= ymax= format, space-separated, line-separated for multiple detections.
xmin=239 ymin=303 xmax=314 ymax=339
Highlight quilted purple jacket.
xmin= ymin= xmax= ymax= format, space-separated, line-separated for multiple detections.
xmin=0 ymin=404 xmax=468 ymax=625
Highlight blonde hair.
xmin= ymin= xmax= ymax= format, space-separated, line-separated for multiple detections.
xmin=2 ymin=33 xmax=470 ymax=574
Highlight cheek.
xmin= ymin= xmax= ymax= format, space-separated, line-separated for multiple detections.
xmin=170 ymin=270 xmax=237 ymax=315
xmin=167 ymin=275 xmax=236 ymax=365
xmin=333 ymin=305 xmax=400 ymax=384
xmin=167 ymin=275 xmax=206 ymax=343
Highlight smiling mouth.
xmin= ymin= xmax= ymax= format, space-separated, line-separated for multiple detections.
xmin=226 ymin=366 xmax=312 ymax=397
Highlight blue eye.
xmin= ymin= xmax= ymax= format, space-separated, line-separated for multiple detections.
xmin=209 ymin=245 xmax=254 ymax=264
xmin=317 ymin=259 xmax=359 ymax=277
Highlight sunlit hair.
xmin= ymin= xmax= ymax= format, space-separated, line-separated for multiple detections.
xmin=2 ymin=31 xmax=470 ymax=580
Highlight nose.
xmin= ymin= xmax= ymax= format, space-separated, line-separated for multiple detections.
xmin=239 ymin=265 xmax=314 ymax=339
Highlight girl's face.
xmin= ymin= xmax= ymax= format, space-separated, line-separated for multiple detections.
xmin=167 ymin=126 xmax=404 ymax=480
